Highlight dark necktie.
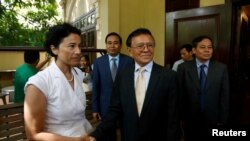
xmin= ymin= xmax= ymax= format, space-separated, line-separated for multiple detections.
xmin=199 ymin=64 xmax=207 ymax=111
xmin=111 ymin=58 xmax=117 ymax=81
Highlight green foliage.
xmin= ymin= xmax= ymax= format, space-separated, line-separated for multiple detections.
xmin=0 ymin=0 xmax=62 ymax=47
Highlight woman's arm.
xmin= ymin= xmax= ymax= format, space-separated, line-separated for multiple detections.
xmin=24 ymin=84 xmax=85 ymax=141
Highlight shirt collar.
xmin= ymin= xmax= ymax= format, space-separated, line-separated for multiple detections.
xmin=109 ymin=54 xmax=120 ymax=61
xmin=195 ymin=58 xmax=209 ymax=68
xmin=135 ymin=61 xmax=153 ymax=73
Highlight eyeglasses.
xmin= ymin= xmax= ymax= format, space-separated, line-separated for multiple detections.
xmin=131 ymin=42 xmax=155 ymax=51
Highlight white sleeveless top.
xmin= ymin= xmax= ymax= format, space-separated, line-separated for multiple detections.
xmin=25 ymin=61 xmax=93 ymax=137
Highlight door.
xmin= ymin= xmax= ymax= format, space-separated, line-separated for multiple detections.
xmin=230 ymin=2 xmax=250 ymax=125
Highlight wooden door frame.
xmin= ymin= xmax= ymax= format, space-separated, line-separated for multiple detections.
xmin=165 ymin=0 xmax=232 ymax=67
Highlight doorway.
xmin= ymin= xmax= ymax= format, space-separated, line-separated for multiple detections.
xmin=165 ymin=0 xmax=250 ymax=127
xmin=230 ymin=2 xmax=250 ymax=125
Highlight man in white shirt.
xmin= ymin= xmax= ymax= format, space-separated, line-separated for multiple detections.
xmin=172 ymin=44 xmax=193 ymax=71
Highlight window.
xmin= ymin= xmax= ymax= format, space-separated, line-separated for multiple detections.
xmin=73 ymin=9 xmax=96 ymax=49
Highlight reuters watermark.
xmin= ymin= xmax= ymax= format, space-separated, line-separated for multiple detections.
xmin=212 ymin=129 xmax=247 ymax=136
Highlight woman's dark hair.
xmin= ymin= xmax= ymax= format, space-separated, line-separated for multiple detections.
xmin=24 ymin=50 xmax=40 ymax=64
xmin=44 ymin=23 xmax=82 ymax=57
xmin=105 ymin=32 xmax=122 ymax=45
xmin=126 ymin=28 xmax=154 ymax=47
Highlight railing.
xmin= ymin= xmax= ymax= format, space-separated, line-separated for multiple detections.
xmin=0 ymin=103 xmax=26 ymax=140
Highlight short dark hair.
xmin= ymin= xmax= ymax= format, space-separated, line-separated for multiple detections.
xmin=192 ymin=35 xmax=213 ymax=48
xmin=180 ymin=44 xmax=193 ymax=52
xmin=105 ymin=32 xmax=122 ymax=44
xmin=126 ymin=28 xmax=154 ymax=47
xmin=80 ymin=54 xmax=92 ymax=72
xmin=44 ymin=23 xmax=82 ymax=57
xmin=81 ymin=54 xmax=90 ymax=62
xmin=24 ymin=50 xmax=40 ymax=64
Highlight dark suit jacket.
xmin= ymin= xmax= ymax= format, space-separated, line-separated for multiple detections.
xmin=177 ymin=59 xmax=229 ymax=126
xmin=92 ymin=53 xmax=133 ymax=117
xmin=91 ymin=63 xmax=180 ymax=141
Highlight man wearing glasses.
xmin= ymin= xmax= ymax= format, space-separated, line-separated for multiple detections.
xmin=86 ymin=28 xmax=180 ymax=141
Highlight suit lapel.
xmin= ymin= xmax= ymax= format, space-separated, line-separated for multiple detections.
xmin=205 ymin=60 xmax=215 ymax=91
xmin=126 ymin=65 xmax=139 ymax=116
xmin=118 ymin=54 xmax=124 ymax=71
xmin=140 ymin=63 xmax=160 ymax=117
xmin=188 ymin=60 xmax=200 ymax=91
xmin=103 ymin=55 xmax=112 ymax=78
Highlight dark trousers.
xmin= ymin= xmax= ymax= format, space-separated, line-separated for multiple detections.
xmin=98 ymin=126 xmax=117 ymax=141
xmin=182 ymin=121 xmax=213 ymax=141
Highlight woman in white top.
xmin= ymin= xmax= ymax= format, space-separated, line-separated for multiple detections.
xmin=24 ymin=23 xmax=92 ymax=141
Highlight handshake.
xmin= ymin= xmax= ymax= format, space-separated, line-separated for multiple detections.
xmin=81 ymin=135 xmax=96 ymax=141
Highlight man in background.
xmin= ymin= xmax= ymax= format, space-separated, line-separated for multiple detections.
xmin=172 ymin=44 xmax=193 ymax=71
xmin=178 ymin=35 xmax=229 ymax=141
xmin=14 ymin=50 xmax=50 ymax=103
xmin=91 ymin=32 xmax=133 ymax=141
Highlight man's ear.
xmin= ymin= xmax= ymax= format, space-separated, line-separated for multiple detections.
xmin=127 ymin=47 xmax=133 ymax=57
xmin=51 ymin=45 xmax=58 ymax=55
xmin=192 ymin=48 xmax=196 ymax=55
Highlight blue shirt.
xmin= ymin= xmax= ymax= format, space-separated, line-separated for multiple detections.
xmin=195 ymin=58 xmax=209 ymax=78
xmin=109 ymin=54 xmax=120 ymax=71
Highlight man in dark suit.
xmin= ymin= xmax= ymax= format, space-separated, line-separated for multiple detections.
xmin=91 ymin=32 xmax=133 ymax=141
xmin=177 ymin=35 xmax=230 ymax=141
xmin=87 ymin=28 xmax=180 ymax=141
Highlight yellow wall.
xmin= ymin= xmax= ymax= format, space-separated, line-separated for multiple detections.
xmin=64 ymin=0 xmax=225 ymax=65
xmin=97 ymin=0 xmax=226 ymax=66
xmin=0 ymin=51 xmax=49 ymax=70
xmin=0 ymin=0 xmax=227 ymax=71
xmin=97 ymin=0 xmax=165 ymax=65
xmin=200 ymin=0 xmax=225 ymax=7
xmin=0 ymin=51 xmax=49 ymax=88
xmin=0 ymin=52 xmax=23 ymax=70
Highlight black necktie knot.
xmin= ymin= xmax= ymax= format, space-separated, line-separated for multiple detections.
xmin=200 ymin=64 xmax=206 ymax=70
